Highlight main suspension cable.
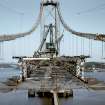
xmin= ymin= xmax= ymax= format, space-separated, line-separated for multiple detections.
xmin=0 ymin=3 xmax=44 ymax=42
xmin=57 ymin=3 xmax=105 ymax=42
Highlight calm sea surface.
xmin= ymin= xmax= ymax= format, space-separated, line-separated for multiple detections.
xmin=0 ymin=67 xmax=105 ymax=105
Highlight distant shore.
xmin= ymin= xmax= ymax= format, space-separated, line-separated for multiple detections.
xmin=0 ymin=63 xmax=18 ymax=69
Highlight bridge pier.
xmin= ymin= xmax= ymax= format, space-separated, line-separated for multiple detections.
xmin=37 ymin=91 xmax=53 ymax=97
xmin=28 ymin=89 xmax=73 ymax=105
xmin=58 ymin=89 xmax=73 ymax=97
xmin=22 ymin=61 xmax=28 ymax=81
xmin=28 ymin=89 xmax=36 ymax=97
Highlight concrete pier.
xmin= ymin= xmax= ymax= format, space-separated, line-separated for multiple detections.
xmin=37 ymin=91 xmax=53 ymax=97
xmin=28 ymin=89 xmax=35 ymax=97
xmin=57 ymin=89 xmax=73 ymax=97
xmin=27 ymin=88 xmax=73 ymax=105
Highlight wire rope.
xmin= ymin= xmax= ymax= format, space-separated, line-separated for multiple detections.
xmin=0 ymin=3 xmax=44 ymax=42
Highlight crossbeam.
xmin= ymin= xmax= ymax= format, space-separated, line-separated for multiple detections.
xmin=23 ymin=57 xmax=50 ymax=61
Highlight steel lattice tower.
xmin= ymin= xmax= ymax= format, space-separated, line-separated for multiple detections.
xmin=36 ymin=0 xmax=61 ymax=58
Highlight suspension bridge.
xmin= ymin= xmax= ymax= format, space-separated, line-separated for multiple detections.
xmin=0 ymin=0 xmax=105 ymax=60
xmin=0 ymin=0 xmax=105 ymax=105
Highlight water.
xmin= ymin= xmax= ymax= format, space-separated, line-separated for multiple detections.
xmin=60 ymin=90 xmax=105 ymax=105
xmin=84 ymin=70 xmax=105 ymax=82
xmin=0 ymin=90 xmax=52 ymax=105
xmin=0 ymin=67 xmax=105 ymax=105
xmin=0 ymin=67 xmax=21 ymax=82
xmin=0 ymin=89 xmax=105 ymax=105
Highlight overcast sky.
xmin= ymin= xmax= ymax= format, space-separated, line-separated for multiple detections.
xmin=0 ymin=0 xmax=105 ymax=62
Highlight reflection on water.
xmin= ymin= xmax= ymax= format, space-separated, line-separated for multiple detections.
xmin=0 ymin=90 xmax=52 ymax=105
xmin=60 ymin=89 xmax=105 ymax=105
xmin=0 ymin=89 xmax=105 ymax=105
xmin=0 ymin=67 xmax=105 ymax=105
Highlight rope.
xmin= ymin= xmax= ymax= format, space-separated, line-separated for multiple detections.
xmin=76 ymin=36 xmax=78 ymax=56
xmin=81 ymin=37 xmax=82 ymax=55
xmin=0 ymin=2 xmax=24 ymax=15
xmin=72 ymin=34 xmax=74 ymax=56
xmin=0 ymin=43 xmax=1 ymax=59
xmin=102 ymin=40 xmax=104 ymax=58
xmin=90 ymin=39 xmax=92 ymax=57
xmin=0 ymin=4 xmax=44 ymax=42
xmin=83 ymin=38 xmax=84 ymax=55
xmin=89 ymin=38 xmax=91 ymax=56
xmin=0 ymin=1 xmax=105 ymax=42
xmin=0 ymin=42 xmax=4 ymax=60
xmin=77 ymin=3 xmax=105 ymax=15
xmin=57 ymin=4 xmax=105 ymax=42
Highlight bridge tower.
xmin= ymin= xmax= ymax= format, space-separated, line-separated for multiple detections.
xmin=34 ymin=0 xmax=61 ymax=58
